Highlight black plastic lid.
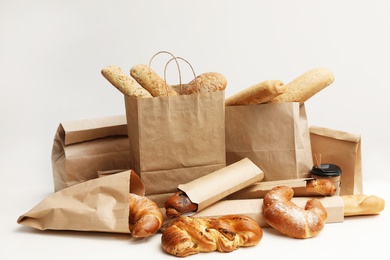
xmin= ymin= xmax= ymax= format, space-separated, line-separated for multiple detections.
xmin=310 ymin=164 xmax=342 ymax=177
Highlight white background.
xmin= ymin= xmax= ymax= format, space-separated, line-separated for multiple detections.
xmin=1 ymin=0 xmax=389 ymax=259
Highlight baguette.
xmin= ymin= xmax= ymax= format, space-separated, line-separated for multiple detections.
xmin=225 ymin=80 xmax=285 ymax=106
xmin=342 ymin=194 xmax=385 ymax=216
xmin=130 ymin=64 xmax=179 ymax=97
xmin=268 ymin=67 xmax=335 ymax=104
xmin=101 ymin=65 xmax=152 ymax=98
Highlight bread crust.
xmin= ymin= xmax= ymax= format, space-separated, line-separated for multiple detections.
xmin=164 ymin=191 xmax=198 ymax=218
xmin=225 ymin=80 xmax=285 ymax=105
xmin=263 ymin=186 xmax=328 ymax=239
xmin=181 ymin=72 xmax=227 ymax=95
xmin=161 ymin=215 xmax=262 ymax=257
xmin=130 ymin=64 xmax=179 ymax=97
xmin=268 ymin=68 xmax=334 ymax=104
xmin=343 ymin=194 xmax=385 ymax=216
xmin=129 ymin=193 xmax=164 ymax=238
xmin=101 ymin=65 xmax=152 ymax=98
xmin=306 ymin=179 xmax=336 ymax=196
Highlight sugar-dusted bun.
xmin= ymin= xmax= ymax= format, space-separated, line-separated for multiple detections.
xmin=263 ymin=186 xmax=328 ymax=239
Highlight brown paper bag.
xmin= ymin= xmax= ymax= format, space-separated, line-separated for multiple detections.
xmin=17 ymin=170 xmax=144 ymax=233
xmin=225 ymin=102 xmax=313 ymax=181
xmin=125 ymin=91 xmax=226 ymax=196
xmin=309 ymin=125 xmax=363 ymax=195
xmin=51 ymin=115 xmax=130 ymax=191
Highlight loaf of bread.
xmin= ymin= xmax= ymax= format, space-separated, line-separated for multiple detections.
xmin=130 ymin=64 xmax=179 ymax=97
xmin=306 ymin=179 xmax=337 ymax=196
xmin=225 ymin=80 xmax=286 ymax=106
xmin=129 ymin=193 xmax=164 ymax=238
xmin=164 ymin=191 xmax=198 ymax=218
xmin=268 ymin=68 xmax=335 ymax=104
xmin=161 ymin=214 xmax=263 ymax=257
xmin=101 ymin=65 xmax=152 ymax=98
xmin=181 ymin=72 xmax=227 ymax=95
xmin=263 ymin=186 xmax=328 ymax=239
xmin=343 ymin=194 xmax=385 ymax=216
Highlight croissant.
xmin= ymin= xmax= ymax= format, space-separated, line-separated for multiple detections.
xmin=263 ymin=186 xmax=328 ymax=239
xmin=161 ymin=214 xmax=263 ymax=257
xmin=129 ymin=193 xmax=164 ymax=238
xmin=164 ymin=191 xmax=198 ymax=218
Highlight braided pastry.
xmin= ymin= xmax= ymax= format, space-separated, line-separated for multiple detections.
xmin=161 ymin=215 xmax=263 ymax=257
xmin=164 ymin=191 xmax=198 ymax=219
xmin=129 ymin=193 xmax=164 ymax=238
xmin=263 ymin=186 xmax=328 ymax=239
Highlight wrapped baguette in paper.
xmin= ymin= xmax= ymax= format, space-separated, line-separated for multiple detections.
xmin=17 ymin=170 xmax=145 ymax=234
xmin=164 ymin=158 xmax=264 ymax=219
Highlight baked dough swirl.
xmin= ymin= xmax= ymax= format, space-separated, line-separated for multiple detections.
xmin=161 ymin=215 xmax=263 ymax=257
xmin=263 ymin=186 xmax=328 ymax=239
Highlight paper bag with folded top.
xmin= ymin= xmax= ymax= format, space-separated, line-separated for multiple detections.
xmin=309 ymin=125 xmax=363 ymax=195
xmin=51 ymin=115 xmax=130 ymax=192
xmin=17 ymin=170 xmax=144 ymax=233
xmin=225 ymin=102 xmax=313 ymax=182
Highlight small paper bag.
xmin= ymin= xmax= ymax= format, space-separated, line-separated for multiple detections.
xmin=125 ymin=91 xmax=226 ymax=196
xmin=17 ymin=170 xmax=144 ymax=233
xmin=309 ymin=125 xmax=363 ymax=195
xmin=225 ymin=102 xmax=313 ymax=181
xmin=51 ymin=115 xmax=130 ymax=191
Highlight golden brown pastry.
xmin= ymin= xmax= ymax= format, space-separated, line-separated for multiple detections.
xmin=343 ymin=194 xmax=385 ymax=216
xmin=268 ymin=67 xmax=334 ymax=104
xmin=101 ymin=65 xmax=152 ymax=98
xmin=161 ymin=214 xmax=263 ymax=257
xmin=130 ymin=64 xmax=179 ymax=97
xmin=181 ymin=72 xmax=227 ymax=95
xmin=263 ymin=186 xmax=328 ymax=239
xmin=225 ymin=80 xmax=286 ymax=106
xmin=164 ymin=191 xmax=198 ymax=219
xmin=306 ymin=179 xmax=336 ymax=196
xmin=129 ymin=193 xmax=164 ymax=238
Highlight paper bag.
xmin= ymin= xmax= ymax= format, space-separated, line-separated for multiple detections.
xmin=17 ymin=170 xmax=144 ymax=233
xmin=125 ymin=91 xmax=226 ymax=196
xmin=309 ymin=125 xmax=363 ymax=195
xmin=51 ymin=115 xmax=130 ymax=191
xmin=225 ymin=102 xmax=313 ymax=181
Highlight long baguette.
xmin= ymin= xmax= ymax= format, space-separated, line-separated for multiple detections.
xmin=101 ymin=65 xmax=152 ymax=98
xmin=181 ymin=72 xmax=227 ymax=95
xmin=130 ymin=64 xmax=179 ymax=97
xmin=342 ymin=194 xmax=385 ymax=216
xmin=268 ymin=67 xmax=335 ymax=104
xmin=225 ymin=80 xmax=285 ymax=106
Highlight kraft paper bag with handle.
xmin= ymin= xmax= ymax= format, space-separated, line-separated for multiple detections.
xmin=309 ymin=125 xmax=363 ymax=195
xmin=125 ymin=56 xmax=226 ymax=196
xmin=51 ymin=115 xmax=131 ymax=191
xmin=17 ymin=170 xmax=144 ymax=233
xmin=225 ymin=102 xmax=313 ymax=181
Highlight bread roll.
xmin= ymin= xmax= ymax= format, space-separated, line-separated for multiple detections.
xmin=129 ymin=193 xmax=164 ymax=238
xmin=343 ymin=194 xmax=385 ymax=216
xmin=161 ymin=215 xmax=263 ymax=257
xmin=164 ymin=191 xmax=198 ymax=219
xmin=181 ymin=72 xmax=227 ymax=95
xmin=268 ymin=67 xmax=335 ymax=104
xmin=263 ymin=186 xmax=328 ymax=239
xmin=101 ymin=65 xmax=152 ymax=98
xmin=130 ymin=64 xmax=179 ymax=97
